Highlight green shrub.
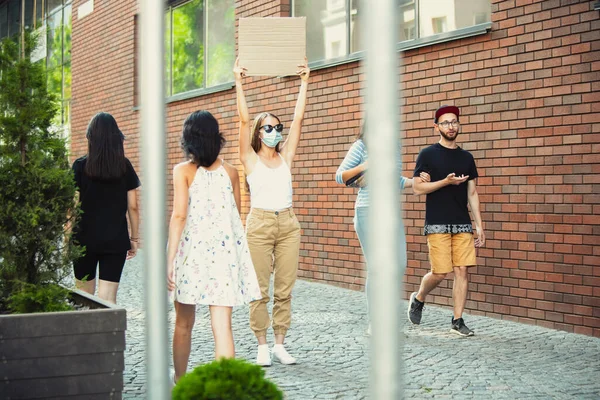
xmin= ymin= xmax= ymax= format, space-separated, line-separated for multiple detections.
xmin=172 ymin=358 xmax=283 ymax=400
xmin=0 ymin=31 xmax=81 ymax=313
xmin=7 ymin=282 xmax=74 ymax=313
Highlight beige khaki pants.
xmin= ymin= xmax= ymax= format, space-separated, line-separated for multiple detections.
xmin=246 ymin=208 xmax=301 ymax=338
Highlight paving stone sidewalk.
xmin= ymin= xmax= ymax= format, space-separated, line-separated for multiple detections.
xmin=118 ymin=252 xmax=600 ymax=399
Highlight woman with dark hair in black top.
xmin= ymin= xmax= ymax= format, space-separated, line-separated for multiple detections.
xmin=71 ymin=112 xmax=141 ymax=304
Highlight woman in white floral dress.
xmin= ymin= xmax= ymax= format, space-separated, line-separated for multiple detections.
xmin=166 ymin=110 xmax=261 ymax=383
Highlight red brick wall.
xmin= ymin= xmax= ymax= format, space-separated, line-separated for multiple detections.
xmin=70 ymin=0 xmax=600 ymax=337
xmin=71 ymin=0 xmax=139 ymax=166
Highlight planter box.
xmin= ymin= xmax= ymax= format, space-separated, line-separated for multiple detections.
xmin=0 ymin=289 xmax=126 ymax=399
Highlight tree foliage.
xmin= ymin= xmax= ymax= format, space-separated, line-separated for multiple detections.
xmin=0 ymin=31 xmax=80 ymax=313
xmin=167 ymin=0 xmax=234 ymax=95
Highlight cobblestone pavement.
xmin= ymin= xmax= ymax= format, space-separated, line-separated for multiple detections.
xmin=118 ymin=252 xmax=600 ymax=399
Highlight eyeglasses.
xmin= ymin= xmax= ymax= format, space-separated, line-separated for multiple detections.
xmin=438 ymin=120 xmax=459 ymax=129
xmin=260 ymin=124 xmax=283 ymax=133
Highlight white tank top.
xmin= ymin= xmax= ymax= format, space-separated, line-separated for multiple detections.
xmin=247 ymin=154 xmax=293 ymax=211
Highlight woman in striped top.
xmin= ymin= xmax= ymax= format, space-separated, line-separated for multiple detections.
xmin=335 ymin=125 xmax=429 ymax=335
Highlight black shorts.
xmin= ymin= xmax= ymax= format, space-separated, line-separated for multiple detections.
xmin=73 ymin=251 xmax=127 ymax=283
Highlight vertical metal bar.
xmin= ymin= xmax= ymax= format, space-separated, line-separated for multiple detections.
xmin=165 ymin=8 xmax=169 ymax=97
xmin=415 ymin=0 xmax=420 ymax=39
xmin=61 ymin=5 xmax=64 ymax=126
xmin=363 ymin=0 xmax=403 ymax=398
xmin=204 ymin=0 xmax=208 ymax=88
xmin=140 ymin=0 xmax=169 ymax=399
xmin=346 ymin=0 xmax=351 ymax=55
xmin=169 ymin=8 xmax=173 ymax=96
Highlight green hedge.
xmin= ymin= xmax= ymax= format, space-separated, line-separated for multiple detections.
xmin=173 ymin=358 xmax=283 ymax=400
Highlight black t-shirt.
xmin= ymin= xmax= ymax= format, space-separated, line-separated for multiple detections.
xmin=413 ymin=143 xmax=478 ymax=235
xmin=72 ymin=156 xmax=141 ymax=253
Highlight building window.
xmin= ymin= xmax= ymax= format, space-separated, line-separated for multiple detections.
xmin=0 ymin=1 xmax=45 ymax=42
xmin=431 ymin=16 xmax=447 ymax=35
xmin=294 ymin=0 xmax=355 ymax=62
xmin=418 ymin=0 xmax=489 ymax=38
xmin=398 ymin=0 xmax=416 ymax=42
xmin=47 ymin=1 xmax=72 ymax=135
xmin=473 ymin=12 xmax=488 ymax=25
xmin=293 ymin=0 xmax=491 ymax=64
xmin=165 ymin=0 xmax=235 ymax=97
xmin=0 ymin=0 xmax=72 ymax=137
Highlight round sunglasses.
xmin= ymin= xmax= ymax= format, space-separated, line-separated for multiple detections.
xmin=260 ymin=124 xmax=284 ymax=133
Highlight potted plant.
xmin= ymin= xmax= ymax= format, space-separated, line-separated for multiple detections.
xmin=0 ymin=31 xmax=126 ymax=399
xmin=172 ymin=358 xmax=283 ymax=400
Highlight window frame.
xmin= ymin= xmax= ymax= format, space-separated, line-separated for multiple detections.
xmin=166 ymin=81 xmax=234 ymax=104
xmin=0 ymin=0 xmax=72 ymax=136
xmin=45 ymin=0 xmax=72 ymax=137
xmin=292 ymin=0 xmax=492 ymax=72
xmin=163 ymin=0 xmax=235 ymax=103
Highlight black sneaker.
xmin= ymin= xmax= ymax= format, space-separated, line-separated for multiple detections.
xmin=407 ymin=292 xmax=424 ymax=325
xmin=450 ymin=317 xmax=474 ymax=336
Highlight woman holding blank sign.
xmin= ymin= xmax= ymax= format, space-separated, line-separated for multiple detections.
xmin=235 ymin=57 xmax=309 ymax=366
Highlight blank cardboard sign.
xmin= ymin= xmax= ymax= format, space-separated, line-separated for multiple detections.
xmin=238 ymin=17 xmax=306 ymax=77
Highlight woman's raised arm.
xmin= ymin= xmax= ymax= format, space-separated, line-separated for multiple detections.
xmin=234 ymin=57 xmax=256 ymax=170
xmin=281 ymin=58 xmax=310 ymax=166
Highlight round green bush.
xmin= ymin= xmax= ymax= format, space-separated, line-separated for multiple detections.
xmin=172 ymin=358 xmax=283 ymax=400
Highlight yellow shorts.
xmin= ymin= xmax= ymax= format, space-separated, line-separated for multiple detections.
xmin=427 ymin=233 xmax=476 ymax=274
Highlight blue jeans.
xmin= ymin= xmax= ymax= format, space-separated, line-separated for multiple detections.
xmin=353 ymin=207 xmax=370 ymax=319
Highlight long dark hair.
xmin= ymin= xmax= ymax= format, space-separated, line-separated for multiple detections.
xmin=181 ymin=110 xmax=225 ymax=167
xmin=250 ymin=112 xmax=281 ymax=154
xmin=85 ymin=112 xmax=127 ymax=180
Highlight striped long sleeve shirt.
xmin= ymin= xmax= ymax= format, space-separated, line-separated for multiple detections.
xmin=335 ymin=139 xmax=407 ymax=209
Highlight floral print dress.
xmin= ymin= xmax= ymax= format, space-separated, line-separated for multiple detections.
xmin=173 ymin=163 xmax=261 ymax=306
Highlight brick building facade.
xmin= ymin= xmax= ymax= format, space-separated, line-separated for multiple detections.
xmin=69 ymin=0 xmax=600 ymax=337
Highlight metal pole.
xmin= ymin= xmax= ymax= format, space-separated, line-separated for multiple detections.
xmin=364 ymin=0 xmax=403 ymax=398
xmin=140 ymin=0 xmax=169 ymax=399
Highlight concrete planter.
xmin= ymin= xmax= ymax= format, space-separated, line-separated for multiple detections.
xmin=0 ymin=289 xmax=126 ymax=399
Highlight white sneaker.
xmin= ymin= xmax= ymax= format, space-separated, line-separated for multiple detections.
xmin=271 ymin=344 xmax=297 ymax=365
xmin=256 ymin=344 xmax=272 ymax=367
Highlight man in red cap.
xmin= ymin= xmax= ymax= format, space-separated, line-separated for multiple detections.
xmin=408 ymin=105 xmax=485 ymax=336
